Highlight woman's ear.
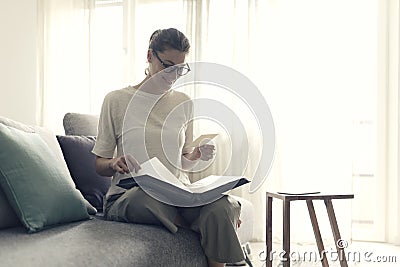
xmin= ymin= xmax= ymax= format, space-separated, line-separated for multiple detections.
xmin=147 ymin=49 xmax=152 ymax=63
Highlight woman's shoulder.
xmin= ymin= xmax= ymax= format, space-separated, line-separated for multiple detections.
xmin=168 ymin=90 xmax=193 ymax=115
xmin=169 ymin=90 xmax=192 ymax=103
xmin=103 ymin=86 xmax=133 ymax=102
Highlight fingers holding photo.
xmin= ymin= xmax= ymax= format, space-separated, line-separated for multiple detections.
xmin=199 ymin=144 xmax=216 ymax=161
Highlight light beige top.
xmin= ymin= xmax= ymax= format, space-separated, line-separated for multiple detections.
xmin=92 ymin=86 xmax=194 ymax=200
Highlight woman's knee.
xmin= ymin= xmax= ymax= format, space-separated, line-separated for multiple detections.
xmin=108 ymin=189 xmax=153 ymax=219
xmin=125 ymin=188 xmax=178 ymax=221
xmin=122 ymin=188 xmax=168 ymax=214
xmin=202 ymin=196 xmax=241 ymax=220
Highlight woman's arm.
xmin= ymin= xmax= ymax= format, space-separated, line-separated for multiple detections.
xmin=95 ymin=156 xmax=117 ymax=177
xmin=181 ymin=150 xmax=200 ymax=170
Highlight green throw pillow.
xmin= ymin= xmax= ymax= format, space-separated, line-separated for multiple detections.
xmin=0 ymin=124 xmax=90 ymax=233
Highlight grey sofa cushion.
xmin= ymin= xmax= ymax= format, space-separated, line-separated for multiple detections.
xmin=63 ymin=113 xmax=99 ymax=136
xmin=0 ymin=217 xmax=208 ymax=267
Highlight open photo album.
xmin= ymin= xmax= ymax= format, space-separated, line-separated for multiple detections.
xmin=117 ymin=157 xmax=250 ymax=206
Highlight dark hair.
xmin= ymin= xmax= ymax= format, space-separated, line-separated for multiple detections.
xmin=149 ymin=28 xmax=190 ymax=54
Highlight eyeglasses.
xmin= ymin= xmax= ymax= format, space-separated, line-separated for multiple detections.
xmin=152 ymin=50 xmax=191 ymax=76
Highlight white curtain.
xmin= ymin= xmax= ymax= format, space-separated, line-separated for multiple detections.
xmin=37 ymin=0 xmax=94 ymax=133
xmin=38 ymin=0 xmax=385 ymax=244
xmin=37 ymin=0 xmax=126 ymax=134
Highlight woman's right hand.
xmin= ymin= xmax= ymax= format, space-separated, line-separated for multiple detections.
xmin=109 ymin=154 xmax=141 ymax=174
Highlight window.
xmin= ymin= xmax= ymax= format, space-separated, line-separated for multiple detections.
xmin=91 ymin=0 xmax=125 ymax=112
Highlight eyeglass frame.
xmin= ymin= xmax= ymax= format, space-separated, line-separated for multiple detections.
xmin=152 ymin=50 xmax=191 ymax=76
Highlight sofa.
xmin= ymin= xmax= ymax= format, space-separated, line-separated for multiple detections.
xmin=0 ymin=113 xmax=254 ymax=267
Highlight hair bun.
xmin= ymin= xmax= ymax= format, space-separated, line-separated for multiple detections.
xmin=148 ymin=28 xmax=190 ymax=54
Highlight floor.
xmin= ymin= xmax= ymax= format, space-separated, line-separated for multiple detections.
xmin=247 ymin=241 xmax=400 ymax=267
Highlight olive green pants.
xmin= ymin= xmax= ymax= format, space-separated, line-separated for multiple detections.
xmin=104 ymin=187 xmax=244 ymax=263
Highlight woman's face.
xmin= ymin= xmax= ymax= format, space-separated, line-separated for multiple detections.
xmin=147 ymin=48 xmax=187 ymax=87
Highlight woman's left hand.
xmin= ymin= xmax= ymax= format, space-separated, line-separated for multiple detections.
xmin=193 ymin=144 xmax=215 ymax=161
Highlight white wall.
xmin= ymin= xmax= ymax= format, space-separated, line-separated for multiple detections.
xmin=0 ymin=0 xmax=38 ymax=125
xmin=387 ymin=0 xmax=400 ymax=245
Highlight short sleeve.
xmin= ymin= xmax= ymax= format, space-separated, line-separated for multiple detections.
xmin=182 ymin=100 xmax=194 ymax=155
xmin=92 ymin=94 xmax=117 ymax=158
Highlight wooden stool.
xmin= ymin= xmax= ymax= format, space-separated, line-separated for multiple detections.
xmin=265 ymin=192 xmax=354 ymax=267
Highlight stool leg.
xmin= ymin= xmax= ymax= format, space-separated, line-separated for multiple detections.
xmin=266 ymin=196 xmax=273 ymax=267
xmin=283 ymin=200 xmax=290 ymax=267
xmin=324 ymin=199 xmax=348 ymax=267
xmin=306 ymin=200 xmax=329 ymax=267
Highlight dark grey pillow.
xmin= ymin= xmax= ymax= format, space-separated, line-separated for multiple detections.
xmin=63 ymin=113 xmax=99 ymax=136
xmin=56 ymin=135 xmax=111 ymax=211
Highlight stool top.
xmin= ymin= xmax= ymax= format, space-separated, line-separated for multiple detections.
xmin=266 ymin=191 xmax=354 ymax=201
